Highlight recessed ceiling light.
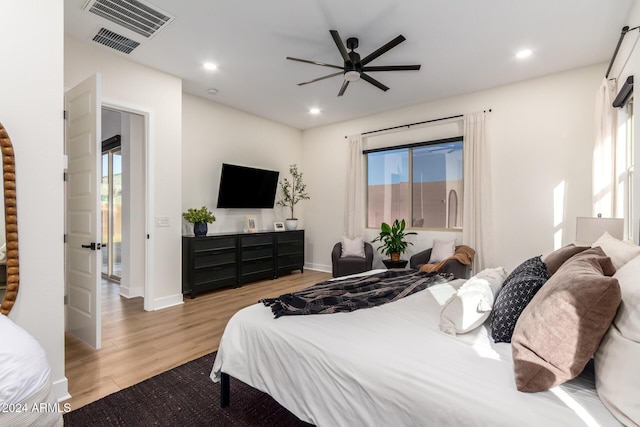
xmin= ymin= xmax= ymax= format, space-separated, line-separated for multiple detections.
xmin=207 ymin=88 xmax=218 ymax=95
xmin=516 ymin=49 xmax=533 ymax=59
xmin=203 ymin=62 xmax=218 ymax=71
xmin=309 ymin=108 xmax=321 ymax=115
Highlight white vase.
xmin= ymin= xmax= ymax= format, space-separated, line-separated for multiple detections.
xmin=285 ymin=219 xmax=298 ymax=231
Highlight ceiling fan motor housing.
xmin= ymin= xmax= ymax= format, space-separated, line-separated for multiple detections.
xmin=347 ymin=51 xmax=362 ymax=72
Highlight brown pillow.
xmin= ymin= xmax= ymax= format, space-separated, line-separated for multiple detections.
xmin=542 ymin=244 xmax=590 ymax=276
xmin=511 ymin=247 xmax=621 ymax=392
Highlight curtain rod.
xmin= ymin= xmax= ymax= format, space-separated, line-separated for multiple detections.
xmin=606 ymin=25 xmax=640 ymax=78
xmin=344 ymin=109 xmax=491 ymax=139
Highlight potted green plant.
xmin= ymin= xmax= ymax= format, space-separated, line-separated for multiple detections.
xmin=276 ymin=164 xmax=310 ymax=230
xmin=371 ymin=219 xmax=417 ymax=262
xmin=183 ymin=206 xmax=216 ymax=236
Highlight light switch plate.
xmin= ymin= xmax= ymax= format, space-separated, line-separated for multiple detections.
xmin=155 ymin=217 xmax=170 ymax=227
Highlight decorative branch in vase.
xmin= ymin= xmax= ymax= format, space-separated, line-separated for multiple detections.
xmin=276 ymin=164 xmax=310 ymax=231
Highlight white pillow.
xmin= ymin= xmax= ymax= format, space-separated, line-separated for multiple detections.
xmin=611 ymin=254 xmax=640 ymax=342
xmin=429 ymin=239 xmax=456 ymax=263
xmin=471 ymin=266 xmax=508 ymax=298
xmin=592 ymin=231 xmax=640 ymax=270
xmin=594 ymin=325 xmax=640 ymax=426
xmin=341 ymin=237 xmax=366 ymax=258
xmin=439 ymin=267 xmax=508 ymax=336
xmin=594 ymin=251 xmax=640 ymax=425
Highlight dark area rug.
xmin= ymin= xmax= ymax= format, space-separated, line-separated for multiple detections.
xmin=63 ymin=352 xmax=312 ymax=426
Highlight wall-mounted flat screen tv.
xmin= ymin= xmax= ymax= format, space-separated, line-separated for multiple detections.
xmin=216 ymin=163 xmax=280 ymax=209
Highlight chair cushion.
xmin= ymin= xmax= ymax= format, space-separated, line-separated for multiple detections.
xmin=341 ymin=237 xmax=365 ymax=258
xmin=429 ymin=239 xmax=456 ymax=263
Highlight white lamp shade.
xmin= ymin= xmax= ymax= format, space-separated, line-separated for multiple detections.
xmin=575 ymin=217 xmax=624 ymax=245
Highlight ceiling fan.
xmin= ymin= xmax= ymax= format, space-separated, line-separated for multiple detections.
xmin=287 ymin=30 xmax=421 ymax=96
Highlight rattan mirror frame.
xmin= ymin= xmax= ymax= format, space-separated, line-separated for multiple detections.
xmin=0 ymin=122 xmax=18 ymax=315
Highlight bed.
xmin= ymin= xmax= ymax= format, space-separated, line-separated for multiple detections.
xmin=0 ymin=315 xmax=62 ymax=427
xmin=210 ymin=261 xmax=630 ymax=427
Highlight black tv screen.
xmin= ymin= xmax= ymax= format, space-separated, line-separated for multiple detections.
xmin=216 ymin=163 xmax=280 ymax=208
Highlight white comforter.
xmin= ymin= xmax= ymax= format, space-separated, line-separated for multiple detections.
xmin=211 ymin=274 xmax=621 ymax=427
xmin=0 ymin=315 xmax=62 ymax=427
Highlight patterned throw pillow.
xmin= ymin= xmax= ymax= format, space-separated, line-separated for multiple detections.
xmin=489 ymin=256 xmax=548 ymax=343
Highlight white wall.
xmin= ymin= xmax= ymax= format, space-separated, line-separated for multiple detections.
xmin=0 ymin=1 xmax=67 ymax=399
xmin=302 ymin=64 xmax=603 ymax=273
xmin=181 ymin=94 xmax=302 ymax=233
xmin=65 ymin=36 xmax=183 ymax=310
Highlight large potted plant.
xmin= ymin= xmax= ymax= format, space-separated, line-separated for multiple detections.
xmin=183 ymin=206 xmax=216 ymax=236
xmin=276 ymin=164 xmax=310 ymax=230
xmin=371 ymin=219 xmax=417 ymax=262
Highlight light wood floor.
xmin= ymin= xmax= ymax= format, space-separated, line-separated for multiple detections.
xmin=64 ymin=269 xmax=331 ymax=410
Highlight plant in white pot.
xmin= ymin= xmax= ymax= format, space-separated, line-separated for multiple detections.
xmin=183 ymin=206 xmax=216 ymax=236
xmin=276 ymin=164 xmax=310 ymax=231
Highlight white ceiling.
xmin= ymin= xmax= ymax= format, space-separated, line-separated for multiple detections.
xmin=65 ymin=0 xmax=634 ymax=130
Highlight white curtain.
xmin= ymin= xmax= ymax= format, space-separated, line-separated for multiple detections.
xmin=593 ymin=77 xmax=618 ymax=218
xmin=462 ymin=112 xmax=492 ymax=272
xmin=344 ymin=134 xmax=366 ymax=238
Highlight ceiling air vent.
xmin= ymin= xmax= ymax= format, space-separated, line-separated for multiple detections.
xmin=92 ymin=28 xmax=140 ymax=54
xmin=83 ymin=0 xmax=175 ymax=39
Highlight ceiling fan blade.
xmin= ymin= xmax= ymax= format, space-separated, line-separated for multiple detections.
xmin=298 ymin=71 xmax=343 ymax=86
xmin=330 ymin=30 xmax=352 ymax=65
xmin=337 ymin=80 xmax=350 ymax=96
xmin=361 ymin=35 xmax=406 ymax=66
xmin=360 ymin=73 xmax=389 ymax=92
xmin=362 ymin=65 xmax=421 ymax=72
xmin=286 ymin=56 xmax=343 ymax=70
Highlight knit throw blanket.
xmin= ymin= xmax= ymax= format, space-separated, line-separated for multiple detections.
xmin=261 ymin=269 xmax=453 ymax=318
xmin=419 ymin=245 xmax=476 ymax=273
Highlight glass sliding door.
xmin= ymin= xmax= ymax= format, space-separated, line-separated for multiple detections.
xmin=101 ymin=146 xmax=122 ymax=281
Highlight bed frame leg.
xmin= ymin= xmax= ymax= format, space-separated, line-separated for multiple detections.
xmin=220 ymin=372 xmax=230 ymax=407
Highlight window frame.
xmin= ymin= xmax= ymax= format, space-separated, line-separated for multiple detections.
xmin=364 ymin=136 xmax=464 ymax=231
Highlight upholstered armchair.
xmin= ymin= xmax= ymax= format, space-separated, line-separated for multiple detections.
xmin=409 ymin=246 xmax=474 ymax=279
xmin=331 ymin=241 xmax=374 ymax=278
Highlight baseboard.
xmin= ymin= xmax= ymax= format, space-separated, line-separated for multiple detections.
xmin=52 ymin=377 xmax=71 ymax=402
xmin=303 ymin=263 xmax=331 ymax=274
xmin=149 ymin=293 xmax=184 ymax=311
xmin=119 ymin=285 xmax=143 ymax=298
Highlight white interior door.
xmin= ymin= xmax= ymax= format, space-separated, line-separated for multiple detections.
xmin=65 ymin=74 xmax=102 ymax=349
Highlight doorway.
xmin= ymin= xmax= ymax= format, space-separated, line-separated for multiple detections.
xmin=102 ymin=135 xmax=122 ymax=282
xmin=100 ymin=106 xmax=147 ymax=299
xmin=65 ymin=74 xmax=149 ymax=350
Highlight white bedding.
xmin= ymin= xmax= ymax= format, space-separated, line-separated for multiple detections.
xmin=211 ymin=272 xmax=621 ymax=427
xmin=0 ymin=315 xmax=62 ymax=426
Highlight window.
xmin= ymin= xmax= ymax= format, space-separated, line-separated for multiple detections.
xmin=366 ymin=137 xmax=463 ymax=229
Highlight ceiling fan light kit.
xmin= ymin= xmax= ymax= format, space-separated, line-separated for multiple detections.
xmin=344 ymin=71 xmax=360 ymax=82
xmin=287 ymin=29 xmax=421 ymax=96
